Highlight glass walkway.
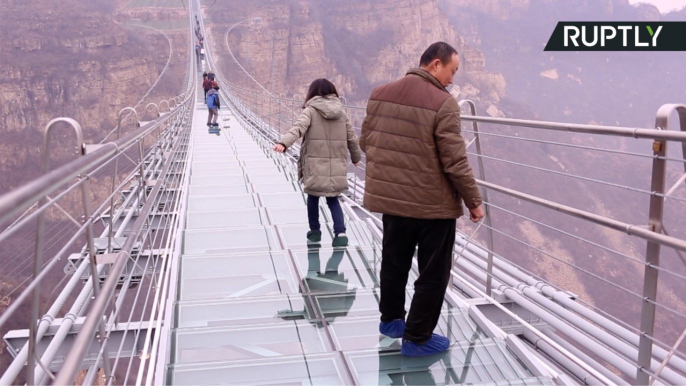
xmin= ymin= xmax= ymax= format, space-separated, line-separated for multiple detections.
xmin=165 ymin=98 xmax=555 ymax=385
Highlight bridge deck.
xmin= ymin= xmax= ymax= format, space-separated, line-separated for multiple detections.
xmin=165 ymin=98 xmax=553 ymax=385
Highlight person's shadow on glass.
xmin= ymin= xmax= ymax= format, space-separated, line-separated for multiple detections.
xmin=276 ymin=244 xmax=356 ymax=327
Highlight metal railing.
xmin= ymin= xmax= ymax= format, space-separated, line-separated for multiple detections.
xmin=0 ymin=4 xmax=197 ymax=385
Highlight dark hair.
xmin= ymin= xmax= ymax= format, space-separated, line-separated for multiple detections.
xmin=304 ymin=78 xmax=338 ymax=105
xmin=419 ymin=42 xmax=458 ymax=67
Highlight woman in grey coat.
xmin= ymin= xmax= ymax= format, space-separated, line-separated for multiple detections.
xmin=274 ymin=79 xmax=362 ymax=247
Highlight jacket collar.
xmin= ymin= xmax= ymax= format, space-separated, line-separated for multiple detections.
xmin=406 ymin=68 xmax=448 ymax=93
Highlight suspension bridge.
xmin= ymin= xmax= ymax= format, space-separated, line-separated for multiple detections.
xmin=1 ymin=1 xmax=686 ymax=385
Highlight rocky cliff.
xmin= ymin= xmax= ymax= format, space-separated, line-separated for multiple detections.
xmin=437 ymin=0 xmax=685 ymax=127
xmin=207 ymin=0 xmax=506 ymax=111
xmin=0 ymin=0 xmax=189 ymax=194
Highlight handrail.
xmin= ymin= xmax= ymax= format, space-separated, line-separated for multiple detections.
xmin=460 ymin=114 xmax=686 ymax=142
xmin=477 ymin=179 xmax=686 ymax=253
xmin=0 ymin=102 xmax=185 ymax=227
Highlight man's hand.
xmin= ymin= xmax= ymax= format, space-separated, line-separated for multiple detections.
xmin=273 ymin=143 xmax=286 ymax=153
xmin=469 ymin=205 xmax=485 ymax=223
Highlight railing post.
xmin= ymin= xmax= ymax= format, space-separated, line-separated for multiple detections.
xmin=80 ymin=174 xmax=114 ymax=384
xmin=145 ymin=102 xmax=160 ymax=121
xmin=27 ymin=118 xmax=85 ymax=385
xmin=638 ymin=104 xmax=686 ymax=384
xmin=160 ymin=99 xmax=170 ymax=112
xmin=458 ymin=100 xmax=495 ymax=296
xmin=109 ymin=108 xmax=139 ymax=253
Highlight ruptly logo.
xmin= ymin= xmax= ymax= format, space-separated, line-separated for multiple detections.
xmin=544 ymin=22 xmax=686 ymax=51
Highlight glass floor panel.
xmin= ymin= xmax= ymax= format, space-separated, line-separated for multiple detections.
xmin=179 ymin=271 xmax=296 ymax=301
xmin=346 ymin=338 xmax=533 ymax=386
xmin=192 ymin=155 xmax=238 ymax=163
xmin=266 ymin=206 xmax=329 ymax=226
xmin=169 ymin=354 xmax=349 ymax=385
xmin=277 ymin=222 xmax=376 ymax=250
xmin=235 ymin=155 xmax=276 ymax=161
xmin=191 ymin=174 xmax=247 ymax=186
xmin=192 ymin=160 xmax=241 ymax=169
xmin=181 ymin=251 xmax=292 ymax=280
xmin=243 ymin=166 xmax=283 ymax=175
xmin=191 ymin=145 xmax=233 ymax=151
xmin=250 ymin=181 xmax=298 ymax=193
xmin=236 ymin=153 xmax=270 ymax=159
xmin=173 ymin=321 xmax=332 ymax=364
xmin=247 ymin=172 xmax=290 ymax=184
xmin=314 ymin=288 xmax=388 ymax=320
xmin=186 ymin=208 xmax=262 ymax=229
xmin=176 ymin=295 xmax=311 ymax=328
xmin=167 ymin=112 xmax=544 ymax=385
xmin=242 ymin=159 xmax=278 ymax=168
xmin=259 ymin=192 xmax=306 ymax=207
xmin=183 ymin=226 xmax=277 ymax=254
xmin=189 ymin=184 xmax=250 ymax=196
xmin=192 ymin=165 xmax=244 ymax=176
xmin=186 ymin=193 xmax=255 ymax=212
xmin=326 ymin=311 xmax=482 ymax=353
xmin=292 ymin=247 xmax=379 ymax=294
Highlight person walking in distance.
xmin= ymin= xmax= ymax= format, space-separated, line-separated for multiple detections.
xmin=202 ymin=73 xmax=212 ymax=103
xmin=206 ymin=81 xmax=220 ymax=127
xmin=360 ymin=42 xmax=485 ymax=357
xmin=273 ymin=79 xmax=361 ymax=248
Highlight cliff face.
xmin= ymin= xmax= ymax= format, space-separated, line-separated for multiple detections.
xmin=437 ymin=0 xmax=685 ymax=127
xmin=0 ymin=0 xmax=188 ymax=194
xmin=209 ymin=0 xmax=506 ymax=110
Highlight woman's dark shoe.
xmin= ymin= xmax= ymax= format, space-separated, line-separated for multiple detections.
xmin=332 ymin=233 xmax=348 ymax=247
xmin=307 ymin=230 xmax=322 ymax=243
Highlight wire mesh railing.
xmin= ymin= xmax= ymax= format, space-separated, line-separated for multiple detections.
xmin=0 ymin=5 xmax=197 ymax=384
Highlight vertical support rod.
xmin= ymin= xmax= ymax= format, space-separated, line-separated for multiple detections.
xmin=28 ymin=118 xmax=84 ymax=385
xmin=458 ymin=100 xmax=495 ymax=296
xmin=637 ymin=135 xmax=666 ymax=384
xmin=638 ymin=104 xmax=686 ymax=384
xmin=109 ymin=108 xmax=139 ymax=253
xmin=80 ymin=176 xmax=113 ymax=382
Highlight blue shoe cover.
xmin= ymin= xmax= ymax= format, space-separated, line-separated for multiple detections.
xmin=379 ymin=319 xmax=405 ymax=338
xmin=401 ymin=334 xmax=450 ymax=357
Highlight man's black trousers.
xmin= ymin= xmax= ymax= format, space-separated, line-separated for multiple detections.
xmin=379 ymin=214 xmax=456 ymax=343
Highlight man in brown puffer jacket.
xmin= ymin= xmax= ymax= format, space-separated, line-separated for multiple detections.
xmin=360 ymin=42 xmax=485 ymax=357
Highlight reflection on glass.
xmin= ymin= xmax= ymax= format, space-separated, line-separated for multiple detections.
xmin=375 ymin=348 xmax=448 ymax=386
xmin=277 ymin=245 xmax=357 ymax=327
xmin=177 ymin=295 xmax=308 ymax=328
xmin=170 ymin=354 xmax=347 ymax=385
xmin=173 ymin=321 xmax=330 ymax=363
xmin=350 ymin=332 xmax=533 ymax=385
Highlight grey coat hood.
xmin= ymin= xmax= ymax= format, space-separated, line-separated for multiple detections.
xmin=306 ymin=95 xmax=343 ymax=120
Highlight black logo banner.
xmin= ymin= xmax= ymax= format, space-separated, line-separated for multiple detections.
xmin=544 ymin=22 xmax=686 ymax=51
